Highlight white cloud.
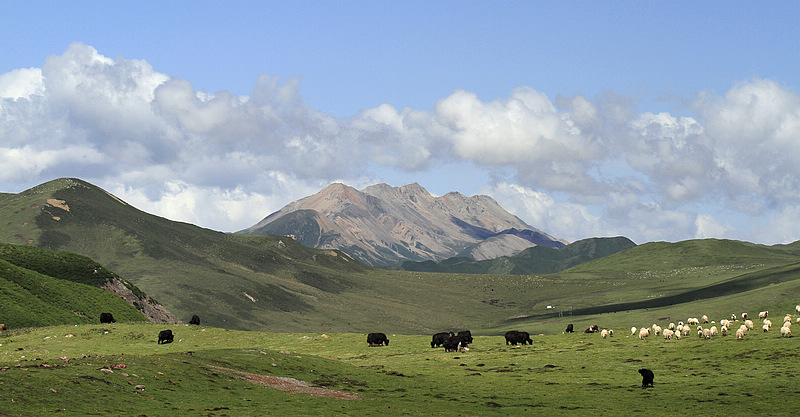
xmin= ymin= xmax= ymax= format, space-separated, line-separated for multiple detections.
xmin=481 ymin=182 xmax=604 ymax=242
xmin=695 ymin=79 xmax=800 ymax=206
xmin=0 ymin=68 xmax=44 ymax=99
xmin=694 ymin=214 xmax=733 ymax=239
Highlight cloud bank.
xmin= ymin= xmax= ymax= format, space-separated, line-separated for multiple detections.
xmin=2 ymin=43 xmax=799 ymax=244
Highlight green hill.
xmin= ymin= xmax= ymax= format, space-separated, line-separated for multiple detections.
xmin=387 ymin=236 xmax=637 ymax=274
xmin=0 ymin=244 xmax=146 ymax=328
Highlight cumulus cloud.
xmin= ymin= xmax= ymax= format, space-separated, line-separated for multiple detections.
xmin=0 ymin=68 xmax=44 ymax=99
xmin=695 ymin=79 xmax=800 ymax=207
xmin=1 ymin=43 xmax=800 ymax=244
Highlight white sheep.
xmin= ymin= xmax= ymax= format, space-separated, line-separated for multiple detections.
xmin=736 ymin=327 xmax=746 ymax=339
xmin=784 ymin=314 xmax=793 ymax=323
xmin=653 ymin=325 xmax=662 ymax=336
xmin=763 ymin=323 xmax=771 ymax=332
xmin=721 ymin=326 xmax=728 ymax=336
xmin=675 ymin=330 xmax=682 ymax=340
xmin=796 ymin=317 xmax=800 ymax=324
xmin=663 ymin=329 xmax=675 ymax=340
xmin=703 ymin=328 xmax=711 ymax=339
xmin=782 ymin=320 xmax=792 ymax=329
xmin=668 ymin=322 xmax=676 ymax=331
xmin=781 ymin=326 xmax=792 ymax=337
xmin=631 ymin=327 xmax=637 ymax=336
xmin=687 ymin=318 xmax=699 ymax=325
xmin=709 ymin=326 xmax=718 ymax=337
xmin=795 ymin=305 xmax=800 ymax=314
xmin=763 ymin=319 xmax=772 ymax=330
xmin=639 ymin=327 xmax=651 ymax=339
xmin=702 ymin=315 xmax=709 ymax=323
xmin=601 ymin=329 xmax=609 ymax=338
xmin=608 ymin=329 xmax=614 ymax=336
xmin=744 ymin=319 xmax=754 ymax=330
xmin=720 ymin=319 xmax=730 ymax=327
xmin=742 ymin=312 xmax=748 ymax=320
xmin=682 ymin=326 xmax=691 ymax=336
xmin=731 ymin=313 xmax=737 ymax=321
xmin=759 ymin=311 xmax=769 ymax=319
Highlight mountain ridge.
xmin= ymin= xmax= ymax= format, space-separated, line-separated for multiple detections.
xmin=240 ymin=182 xmax=567 ymax=266
xmin=387 ymin=236 xmax=637 ymax=274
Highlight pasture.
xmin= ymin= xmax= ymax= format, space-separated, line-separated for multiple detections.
xmin=2 ymin=322 xmax=798 ymax=416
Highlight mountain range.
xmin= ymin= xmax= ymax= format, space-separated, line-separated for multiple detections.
xmin=239 ymin=182 xmax=567 ymax=266
xmin=3 ymin=178 xmax=800 ymax=335
xmin=387 ymin=236 xmax=637 ymax=275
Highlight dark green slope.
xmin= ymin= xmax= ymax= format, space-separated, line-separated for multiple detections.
xmin=389 ymin=236 xmax=636 ymax=274
xmin=0 ymin=247 xmax=146 ymax=329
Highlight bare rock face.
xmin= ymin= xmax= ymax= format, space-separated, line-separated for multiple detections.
xmin=102 ymin=279 xmax=181 ymax=324
xmin=241 ymin=183 xmax=567 ymax=266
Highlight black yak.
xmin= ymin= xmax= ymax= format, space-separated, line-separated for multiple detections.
xmin=505 ymin=330 xmax=533 ymax=345
xmin=100 ymin=313 xmax=115 ymax=324
xmin=367 ymin=332 xmax=389 ymax=346
xmin=443 ymin=334 xmax=468 ymax=352
xmin=638 ymin=368 xmax=654 ymax=388
xmin=431 ymin=332 xmax=452 ymax=348
xmin=158 ymin=329 xmax=174 ymax=344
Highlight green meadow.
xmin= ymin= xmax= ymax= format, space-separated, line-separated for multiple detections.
xmin=2 ymin=322 xmax=798 ymax=416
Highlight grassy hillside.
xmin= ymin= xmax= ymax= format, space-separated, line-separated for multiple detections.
xmin=2 ymin=178 xmax=800 ymax=336
xmin=0 ymin=243 xmax=147 ymax=297
xmin=495 ymin=239 xmax=800 ymax=333
xmin=0 ymin=256 xmax=145 ymax=329
xmin=2 ymin=322 xmax=799 ymax=416
xmin=388 ymin=236 xmax=637 ymax=274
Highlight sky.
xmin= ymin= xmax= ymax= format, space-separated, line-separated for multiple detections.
xmin=1 ymin=2 xmax=799 ymax=245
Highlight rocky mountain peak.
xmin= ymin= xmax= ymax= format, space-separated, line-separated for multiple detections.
xmin=241 ymin=182 xmax=567 ymax=266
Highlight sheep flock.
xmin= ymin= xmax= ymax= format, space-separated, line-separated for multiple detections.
xmin=596 ymin=306 xmax=800 ymax=341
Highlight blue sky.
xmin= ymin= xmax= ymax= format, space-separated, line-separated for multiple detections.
xmin=1 ymin=2 xmax=799 ymax=245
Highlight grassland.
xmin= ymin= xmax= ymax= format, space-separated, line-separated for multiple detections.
xmin=2 ymin=322 xmax=799 ymax=416
xmin=3 ymin=180 xmax=800 ymax=414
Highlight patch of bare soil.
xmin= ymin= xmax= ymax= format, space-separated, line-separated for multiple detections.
xmin=204 ymin=364 xmax=360 ymax=400
xmin=46 ymin=199 xmax=70 ymax=211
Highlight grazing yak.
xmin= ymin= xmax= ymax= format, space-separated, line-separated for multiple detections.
xmin=638 ymin=368 xmax=655 ymax=388
xmin=505 ymin=330 xmax=533 ymax=345
xmin=158 ymin=329 xmax=174 ymax=344
xmin=584 ymin=324 xmax=599 ymax=333
xmin=100 ymin=313 xmax=115 ymax=324
xmin=431 ymin=332 xmax=453 ymax=348
xmin=443 ymin=334 xmax=469 ymax=352
xmin=367 ymin=332 xmax=389 ymax=346
xmin=188 ymin=315 xmax=200 ymax=325
xmin=565 ymin=324 xmax=574 ymax=333
xmin=456 ymin=330 xmax=473 ymax=344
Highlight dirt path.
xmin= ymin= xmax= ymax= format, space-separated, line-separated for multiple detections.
xmin=202 ymin=363 xmax=361 ymax=400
